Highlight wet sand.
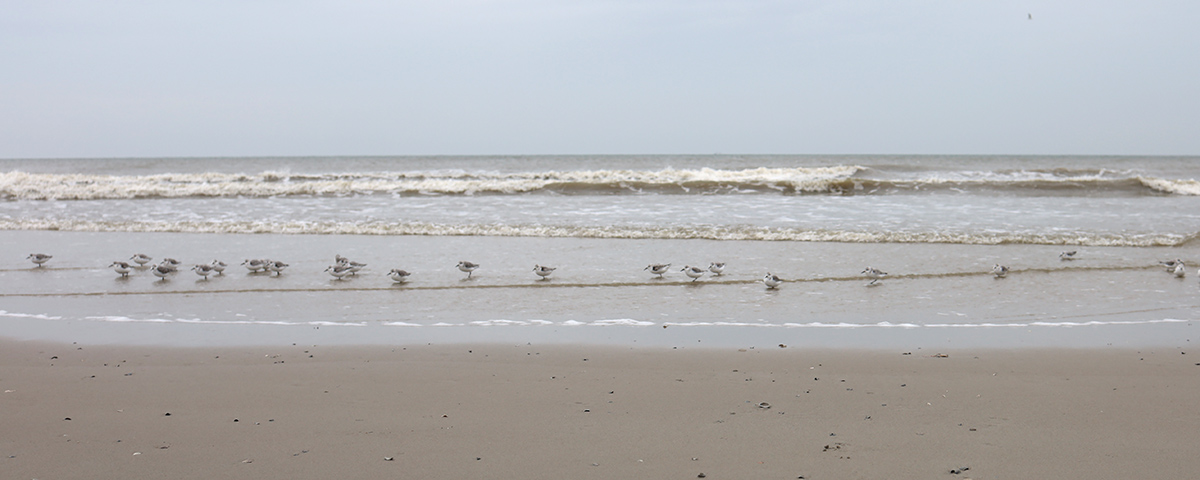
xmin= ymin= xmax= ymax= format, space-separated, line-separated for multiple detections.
xmin=3 ymin=339 xmax=1198 ymax=479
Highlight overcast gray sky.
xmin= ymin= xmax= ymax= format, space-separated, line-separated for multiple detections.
xmin=2 ymin=1 xmax=1197 ymax=158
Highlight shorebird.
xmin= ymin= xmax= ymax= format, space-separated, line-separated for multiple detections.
xmin=191 ymin=264 xmax=215 ymax=280
xmin=862 ymin=267 xmax=887 ymax=285
xmin=457 ymin=261 xmax=480 ymax=278
xmin=345 ymin=260 xmax=367 ymax=275
xmin=110 ymin=261 xmax=133 ymax=277
xmin=387 ymin=268 xmax=411 ymax=283
xmin=210 ymin=260 xmax=227 ymax=275
xmin=1171 ymin=263 xmax=1187 ymax=278
xmin=681 ymin=265 xmax=706 ymax=282
xmin=151 ymin=264 xmax=175 ymax=281
xmin=130 ymin=253 xmax=153 ymax=266
xmin=27 ymin=253 xmax=51 ymax=267
xmin=644 ymin=263 xmax=670 ymax=278
xmin=992 ymin=264 xmax=1009 ymax=278
xmin=708 ymin=262 xmax=726 ymax=275
xmin=335 ymin=254 xmax=349 ymax=264
xmin=266 ymin=260 xmax=288 ymax=276
xmin=763 ymin=272 xmax=783 ymax=289
xmin=533 ymin=264 xmax=556 ymax=279
xmin=1059 ymin=251 xmax=1077 ymax=261
xmin=242 ymin=259 xmax=268 ymax=272
xmin=324 ymin=264 xmax=353 ymax=280
xmin=160 ymin=258 xmax=181 ymax=267
xmin=1160 ymin=259 xmax=1184 ymax=271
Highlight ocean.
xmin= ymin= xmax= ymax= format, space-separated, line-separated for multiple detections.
xmin=1 ymin=155 xmax=1197 ymax=348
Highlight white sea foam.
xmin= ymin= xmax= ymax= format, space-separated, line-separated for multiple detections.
xmin=1139 ymin=177 xmax=1200 ymax=196
xmin=0 ymin=166 xmax=864 ymax=200
xmin=0 ymin=310 xmax=62 ymax=320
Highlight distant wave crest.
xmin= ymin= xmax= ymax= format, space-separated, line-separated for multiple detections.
xmin=1 ymin=218 xmax=1192 ymax=247
xmin=0 ymin=166 xmax=864 ymax=200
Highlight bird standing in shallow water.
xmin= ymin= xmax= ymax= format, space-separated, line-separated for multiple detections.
xmin=266 ymin=260 xmax=288 ymax=276
xmin=110 ymin=261 xmax=133 ymax=277
xmin=1171 ymin=263 xmax=1187 ymax=278
xmin=1059 ymin=251 xmax=1077 ymax=261
xmin=681 ymin=265 xmax=706 ymax=282
xmin=992 ymin=264 xmax=1009 ymax=278
xmin=533 ymin=265 xmax=556 ymax=279
xmin=388 ymin=269 xmax=411 ymax=283
xmin=645 ymin=263 xmax=670 ymax=278
xmin=27 ymin=253 xmax=51 ymax=267
xmin=191 ymin=264 xmax=215 ymax=280
xmin=763 ymin=273 xmax=783 ymax=289
xmin=131 ymin=253 xmax=152 ymax=266
xmin=708 ymin=262 xmax=725 ymax=275
xmin=862 ymin=267 xmax=887 ymax=285
xmin=210 ymin=260 xmax=227 ymax=275
xmin=457 ymin=261 xmax=480 ymax=278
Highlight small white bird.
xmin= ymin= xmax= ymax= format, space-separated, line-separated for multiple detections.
xmin=242 ymin=259 xmax=268 ymax=272
xmin=345 ymin=261 xmax=367 ymax=275
xmin=130 ymin=253 xmax=153 ymax=266
xmin=645 ymin=263 xmax=671 ymax=278
xmin=266 ymin=260 xmax=288 ymax=276
xmin=191 ymin=264 xmax=215 ymax=279
xmin=862 ymin=267 xmax=887 ymax=285
xmin=533 ymin=264 xmax=556 ymax=279
xmin=681 ymin=265 xmax=706 ymax=282
xmin=457 ymin=261 xmax=480 ymax=278
xmin=210 ymin=260 xmax=227 ymax=275
xmin=335 ymin=254 xmax=349 ymax=264
xmin=992 ymin=264 xmax=1009 ymax=278
xmin=763 ymin=272 xmax=783 ymax=289
xmin=110 ymin=261 xmax=133 ymax=277
xmin=27 ymin=253 xmax=52 ymax=267
xmin=708 ymin=262 xmax=726 ymax=275
xmin=1159 ymin=259 xmax=1184 ymax=271
xmin=151 ymin=264 xmax=175 ymax=281
xmin=324 ymin=264 xmax=353 ymax=280
xmin=1171 ymin=263 xmax=1186 ymax=278
xmin=387 ymin=269 xmax=411 ymax=283
xmin=160 ymin=258 xmax=181 ymax=267
xmin=1059 ymin=251 xmax=1077 ymax=261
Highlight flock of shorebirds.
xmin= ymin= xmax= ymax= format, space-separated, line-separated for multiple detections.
xmin=23 ymin=250 xmax=1191 ymax=288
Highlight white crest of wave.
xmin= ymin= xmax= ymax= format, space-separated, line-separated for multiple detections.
xmin=1139 ymin=177 xmax=1200 ymax=195
xmin=0 ymin=166 xmax=863 ymax=200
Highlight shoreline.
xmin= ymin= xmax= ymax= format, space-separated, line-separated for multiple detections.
xmin=3 ymin=338 xmax=1198 ymax=479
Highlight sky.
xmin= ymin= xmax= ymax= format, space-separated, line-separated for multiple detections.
xmin=2 ymin=1 xmax=1198 ymax=158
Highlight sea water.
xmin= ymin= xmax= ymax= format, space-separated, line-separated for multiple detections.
xmin=1 ymin=155 xmax=1197 ymax=348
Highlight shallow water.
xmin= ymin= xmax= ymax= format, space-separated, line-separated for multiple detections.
xmin=2 ymin=155 xmax=1198 ymax=347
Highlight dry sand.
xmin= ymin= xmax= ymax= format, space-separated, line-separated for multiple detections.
xmin=2 ymin=338 xmax=1198 ymax=479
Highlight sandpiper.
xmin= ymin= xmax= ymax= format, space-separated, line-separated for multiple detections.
xmin=681 ymin=265 xmax=706 ymax=282
xmin=1059 ymin=251 xmax=1077 ymax=261
xmin=1160 ymin=259 xmax=1184 ymax=271
xmin=210 ymin=260 xmax=227 ymax=275
xmin=151 ymin=264 xmax=175 ymax=281
xmin=242 ymin=259 xmax=268 ymax=272
xmin=1172 ymin=263 xmax=1187 ymax=278
xmin=644 ymin=263 xmax=670 ymax=278
xmin=345 ymin=260 xmax=367 ymax=275
xmin=324 ymin=264 xmax=353 ymax=280
xmin=457 ymin=261 xmax=480 ymax=278
xmin=763 ymin=272 xmax=783 ymax=289
xmin=110 ymin=261 xmax=133 ymax=277
xmin=862 ymin=267 xmax=887 ymax=285
xmin=161 ymin=258 xmax=181 ymax=267
xmin=131 ymin=253 xmax=153 ymax=266
xmin=266 ymin=260 xmax=288 ymax=276
xmin=387 ymin=268 xmax=412 ymax=283
xmin=191 ymin=264 xmax=215 ymax=280
xmin=992 ymin=264 xmax=1009 ymax=278
xmin=708 ymin=262 xmax=726 ymax=275
xmin=533 ymin=264 xmax=556 ymax=279
xmin=27 ymin=253 xmax=51 ymax=267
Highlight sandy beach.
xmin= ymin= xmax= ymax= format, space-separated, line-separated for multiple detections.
xmin=3 ymin=339 xmax=1197 ymax=479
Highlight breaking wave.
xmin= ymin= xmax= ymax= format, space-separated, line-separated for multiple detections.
xmin=3 ymin=166 xmax=1197 ymax=200
xmin=1 ymin=218 xmax=1193 ymax=246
